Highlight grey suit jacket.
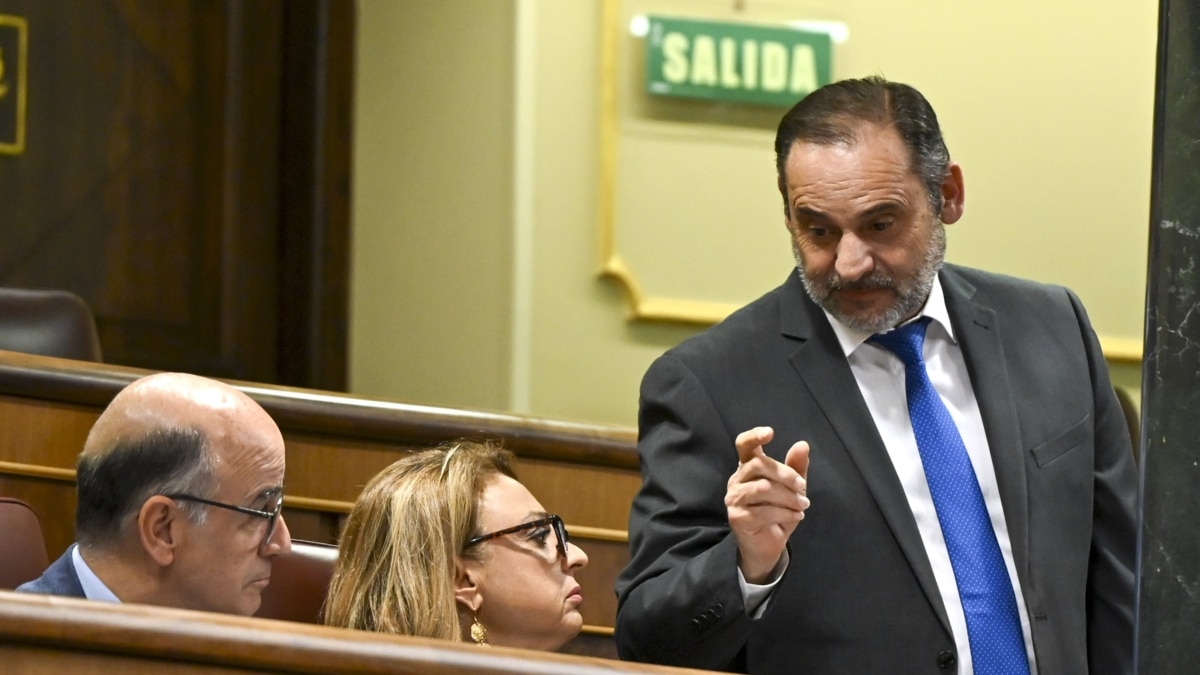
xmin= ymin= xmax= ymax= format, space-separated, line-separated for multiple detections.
xmin=16 ymin=544 xmax=85 ymax=598
xmin=614 ymin=265 xmax=1137 ymax=674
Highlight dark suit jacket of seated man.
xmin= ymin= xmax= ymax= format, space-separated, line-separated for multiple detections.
xmin=613 ymin=76 xmax=1137 ymax=675
xmin=18 ymin=372 xmax=293 ymax=616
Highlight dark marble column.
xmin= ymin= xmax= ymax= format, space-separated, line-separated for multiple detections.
xmin=1138 ymin=1 xmax=1200 ymax=673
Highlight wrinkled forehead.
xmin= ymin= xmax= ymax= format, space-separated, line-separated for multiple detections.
xmin=785 ymin=125 xmax=918 ymax=189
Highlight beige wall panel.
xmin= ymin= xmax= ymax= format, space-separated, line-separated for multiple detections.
xmin=352 ymin=0 xmax=1155 ymax=426
xmin=350 ymin=0 xmax=515 ymax=411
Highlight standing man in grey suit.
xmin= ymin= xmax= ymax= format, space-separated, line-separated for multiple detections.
xmin=614 ymin=76 xmax=1137 ymax=674
xmin=18 ymin=372 xmax=292 ymax=616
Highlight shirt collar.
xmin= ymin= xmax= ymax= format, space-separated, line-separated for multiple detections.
xmin=72 ymin=545 xmax=122 ymax=603
xmin=823 ymin=272 xmax=957 ymax=358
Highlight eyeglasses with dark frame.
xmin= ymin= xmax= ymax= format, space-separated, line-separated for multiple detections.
xmin=164 ymin=492 xmax=284 ymax=549
xmin=466 ymin=514 xmax=569 ymax=561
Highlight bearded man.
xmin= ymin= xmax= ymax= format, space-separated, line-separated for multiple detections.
xmin=614 ymin=76 xmax=1136 ymax=675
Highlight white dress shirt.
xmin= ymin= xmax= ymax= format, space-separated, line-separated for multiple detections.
xmin=72 ymin=545 xmax=122 ymax=603
xmin=827 ymin=275 xmax=1036 ymax=675
xmin=741 ymin=274 xmax=1036 ymax=673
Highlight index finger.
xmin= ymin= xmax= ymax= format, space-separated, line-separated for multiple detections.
xmin=735 ymin=426 xmax=774 ymax=464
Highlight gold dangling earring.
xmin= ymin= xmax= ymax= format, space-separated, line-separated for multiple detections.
xmin=470 ymin=614 xmax=490 ymax=647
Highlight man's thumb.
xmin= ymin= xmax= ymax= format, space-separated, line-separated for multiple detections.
xmin=785 ymin=441 xmax=810 ymax=480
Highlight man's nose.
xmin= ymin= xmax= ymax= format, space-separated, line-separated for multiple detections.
xmin=834 ymin=233 xmax=874 ymax=281
xmin=263 ymin=514 xmax=293 ymax=556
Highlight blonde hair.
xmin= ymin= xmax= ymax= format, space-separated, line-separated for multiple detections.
xmin=323 ymin=440 xmax=515 ymax=639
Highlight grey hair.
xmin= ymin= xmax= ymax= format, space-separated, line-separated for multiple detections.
xmin=75 ymin=427 xmax=216 ymax=549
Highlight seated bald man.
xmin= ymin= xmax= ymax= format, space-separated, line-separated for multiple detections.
xmin=17 ymin=372 xmax=292 ymax=616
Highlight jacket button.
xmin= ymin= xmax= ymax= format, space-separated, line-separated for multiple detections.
xmin=713 ymin=602 xmax=724 ymax=618
xmin=937 ymin=650 xmax=956 ymax=669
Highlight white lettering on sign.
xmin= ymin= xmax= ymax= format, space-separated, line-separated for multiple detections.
xmin=761 ymin=41 xmax=786 ymax=92
xmin=720 ymin=38 xmax=739 ymax=88
xmin=689 ymin=35 xmax=717 ymax=86
xmin=661 ymin=32 xmax=689 ymax=83
xmin=741 ymin=40 xmax=757 ymax=89
xmin=659 ymin=32 xmax=818 ymax=96
xmin=790 ymin=45 xmax=817 ymax=93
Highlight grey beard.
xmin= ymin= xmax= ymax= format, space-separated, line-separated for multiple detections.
xmin=795 ymin=223 xmax=946 ymax=333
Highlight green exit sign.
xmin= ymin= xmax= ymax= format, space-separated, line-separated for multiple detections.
xmin=644 ymin=16 xmax=833 ymax=107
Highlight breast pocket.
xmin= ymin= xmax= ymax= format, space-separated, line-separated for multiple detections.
xmin=1029 ymin=414 xmax=1091 ymax=467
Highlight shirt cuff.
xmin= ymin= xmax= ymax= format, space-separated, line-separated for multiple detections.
xmin=739 ymin=549 xmax=789 ymax=619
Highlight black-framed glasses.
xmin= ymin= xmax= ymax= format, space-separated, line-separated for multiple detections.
xmin=467 ymin=514 xmax=569 ymax=561
xmin=165 ymin=492 xmax=284 ymax=549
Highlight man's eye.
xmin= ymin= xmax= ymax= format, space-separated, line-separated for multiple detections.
xmin=807 ymin=226 xmax=828 ymax=238
xmin=871 ymin=220 xmax=891 ymax=232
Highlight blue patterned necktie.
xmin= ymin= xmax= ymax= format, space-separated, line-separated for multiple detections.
xmin=870 ymin=318 xmax=1029 ymax=674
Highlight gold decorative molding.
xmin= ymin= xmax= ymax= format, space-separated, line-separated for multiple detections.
xmin=283 ymin=495 xmax=354 ymax=514
xmin=0 ymin=14 xmax=27 ymax=155
xmin=0 ymin=462 xmax=634 ymax=543
xmin=1101 ymin=335 xmax=1142 ymax=365
xmin=600 ymin=254 xmax=735 ymax=325
xmin=599 ymin=0 xmax=728 ymax=325
xmin=596 ymin=1 xmax=797 ymax=326
xmin=0 ymin=461 xmax=74 ymax=482
xmin=570 ymin=523 xmax=628 ymax=543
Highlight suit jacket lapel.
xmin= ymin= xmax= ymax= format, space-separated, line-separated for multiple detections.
xmin=778 ymin=274 xmax=953 ymax=635
xmin=940 ymin=267 xmax=1031 ymax=583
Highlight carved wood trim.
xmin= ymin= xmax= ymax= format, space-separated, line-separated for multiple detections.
xmin=0 ymin=350 xmax=639 ymax=470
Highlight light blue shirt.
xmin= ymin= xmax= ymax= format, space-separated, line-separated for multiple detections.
xmin=71 ymin=546 xmax=121 ymax=603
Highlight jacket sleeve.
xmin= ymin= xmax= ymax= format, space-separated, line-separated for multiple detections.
xmin=614 ymin=352 xmax=759 ymax=671
xmin=1072 ymin=290 xmax=1138 ymax=675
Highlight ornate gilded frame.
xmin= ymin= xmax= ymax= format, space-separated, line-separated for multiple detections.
xmin=0 ymin=14 xmax=27 ymax=155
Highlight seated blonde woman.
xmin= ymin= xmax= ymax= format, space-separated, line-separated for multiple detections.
xmin=324 ymin=440 xmax=589 ymax=650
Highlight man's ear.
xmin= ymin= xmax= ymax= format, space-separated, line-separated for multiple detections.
xmin=939 ymin=162 xmax=965 ymax=225
xmin=138 ymin=496 xmax=181 ymax=567
xmin=454 ymin=559 xmax=483 ymax=613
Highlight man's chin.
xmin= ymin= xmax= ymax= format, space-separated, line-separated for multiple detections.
xmin=826 ymin=296 xmax=902 ymax=333
xmin=239 ymin=597 xmax=263 ymax=617
xmin=236 ymin=585 xmax=267 ymax=616
xmin=831 ymin=312 xmax=893 ymax=334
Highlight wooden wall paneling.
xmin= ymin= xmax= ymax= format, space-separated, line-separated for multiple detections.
xmin=569 ymin=536 xmax=628 ymax=636
xmin=278 ymin=506 xmax=343 ymax=546
xmin=0 ymin=395 xmax=96 ymax=466
xmin=6 ymin=648 xmax=236 ymax=675
xmin=0 ymin=591 xmax=715 ymax=674
xmin=512 ymin=456 xmax=641 ymax=532
xmin=0 ymin=1 xmax=282 ymax=379
xmin=206 ymin=1 xmax=284 ymax=382
xmin=0 ymin=1 xmax=351 ymax=386
xmin=0 ymin=475 xmax=73 ymax=560
xmin=0 ymin=351 xmax=640 ymax=641
xmin=282 ymin=433 xmax=411 ymax=503
xmin=276 ymin=0 xmax=354 ymax=391
xmin=0 ymin=394 xmax=94 ymax=556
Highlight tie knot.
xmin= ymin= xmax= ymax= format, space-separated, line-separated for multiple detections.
xmin=869 ymin=317 xmax=931 ymax=368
